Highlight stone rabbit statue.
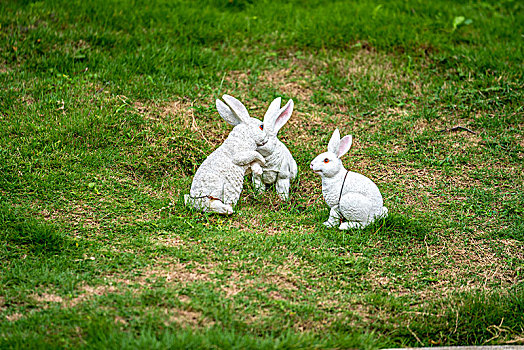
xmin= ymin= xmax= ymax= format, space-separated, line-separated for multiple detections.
xmin=253 ymin=97 xmax=297 ymax=200
xmin=310 ymin=129 xmax=388 ymax=229
xmin=185 ymin=95 xmax=268 ymax=215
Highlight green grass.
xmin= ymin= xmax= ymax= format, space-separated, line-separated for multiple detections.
xmin=1 ymin=0 xmax=523 ymax=348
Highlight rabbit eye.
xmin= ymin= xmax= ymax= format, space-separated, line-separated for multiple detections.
xmin=323 ymin=158 xmax=329 ymax=163
xmin=259 ymin=124 xmax=264 ymax=130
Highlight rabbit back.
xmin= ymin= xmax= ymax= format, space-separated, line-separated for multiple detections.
xmin=190 ymin=124 xmax=260 ymax=206
xmin=190 ymin=146 xmax=245 ymax=205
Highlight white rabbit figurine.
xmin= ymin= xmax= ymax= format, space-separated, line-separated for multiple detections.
xmin=310 ymin=129 xmax=388 ymax=229
xmin=184 ymin=95 xmax=268 ymax=215
xmin=253 ymin=97 xmax=297 ymax=200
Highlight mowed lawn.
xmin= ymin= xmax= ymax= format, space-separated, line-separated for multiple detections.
xmin=1 ymin=0 xmax=523 ymax=348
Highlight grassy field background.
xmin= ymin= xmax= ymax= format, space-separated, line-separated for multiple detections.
xmin=1 ymin=0 xmax=523 ymax=348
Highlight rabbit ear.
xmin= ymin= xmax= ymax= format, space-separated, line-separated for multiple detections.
xmin=337 ymin=135 xmax=353 ymax=158
xmin=216 ymin=99 xmax=241 ymax=126
xmin=263 ymin=97 xmax=281 ymax=124
xmin=272 ymin=99 xmax=294 ymax=135
xmin=327 ymin=129 xmax=341 ymax=154
xmin=222 ymin=94 xmax=250 ymax=123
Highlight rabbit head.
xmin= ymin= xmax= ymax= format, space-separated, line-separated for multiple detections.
xmin=310 ymin=129 xmax=353 ymax=178
xmin=257 ymin=97 xmax=294 ymax=157
xmin=216 ymin=94 xmax=268 ymax=147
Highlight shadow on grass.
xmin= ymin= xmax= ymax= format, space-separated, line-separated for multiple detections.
xmin=0 ymin=204 xmax=89 ymax=291
xmin=0 ymin=204 xmax=80 ymax=257
xmin=388 ymin=289 xmax=524 ymax=346
xmin=322 ymin=213 xmax=430 ymax=247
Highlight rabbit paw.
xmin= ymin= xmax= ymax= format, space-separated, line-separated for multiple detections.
xmin=251 ymin=163 xmax=263 ymax=176
xmin=323 ymin=220 xmax=337 ymax=228
xmin=339 ymin=221 xmax=362 ymax=230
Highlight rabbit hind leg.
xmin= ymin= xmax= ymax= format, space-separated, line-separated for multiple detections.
xmin=252 ymin=172 xmax=266 ymax=194
xmin=208 ymin=199 xmax=234 ymax=215
xmin=185 ymin=195 xmax=233 ymax=215
xmin=338 ymin=193 xmax=374 ymax=228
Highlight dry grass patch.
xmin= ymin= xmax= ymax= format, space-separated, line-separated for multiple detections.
xmin=31 ymin=284 xmax=120 ymax=309
xmin=153 ymin=234 xmax=185 ymax=248
xmin=365 ymin=235 xmax=523 ymax=301
xmin=27 ymin=262 xmax=216 ymax=312
xmin=260 ymin=67 xmax=316 ymax=102
xmin=162 ymin=264 xmax=213 ymax=284
xmin=265 ymin=260 xmax=302 ymax=291
xmin=352 ymin=159 xmax=522 ymax=229
xmin=5 ymin=313 xmax=23 ymax=322
xmin=163 ymin=307 xmax=215 ymax=328
xmin=159 ymin=100 xmax=227 ymax=147
xmin=224 ymin=66 xmax=316 ymax=104
xmin=39 ymin=202 xmax=99 ymax=230
xmin=231 ymin=209 xmax=316 ymax=236
xmin=36 ymin=195 xmax=161 ymax=235
xmin=339 ymin=50 xmax=414 ymax=92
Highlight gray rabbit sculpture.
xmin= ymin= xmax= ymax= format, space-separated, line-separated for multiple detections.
xmin=253 ymin=97 xmax=297 ymax=200
xmin=184 ymin=95 xmax=268 ymax=215
xmin=310 ymin=129 xmax=388 ymax=229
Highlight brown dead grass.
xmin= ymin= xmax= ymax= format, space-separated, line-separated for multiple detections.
xmin=164 ymin=308 xmax=214 ymax=327
xmin=31 ymin=284 xmax=120 ymax=309
xmin=158 ymin=100 xmax=227 ymax=147
xmin=40 ymin=202 xmax=100 ymax=229
xmin=261 ymin=68 xmax=316 ymax=101
xmin=37 ymin=194 xmax=162 ymax=236
xmin=154 ymin=234 xmax=184 ymax=247
xmin=231 ymin=209 xmax=316 ymax=236
xmin=5 ymin=313 xmax=23 ymax=322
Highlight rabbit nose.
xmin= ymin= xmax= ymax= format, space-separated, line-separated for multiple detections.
xmin=310 ymin=162 xmax=313 ymax=169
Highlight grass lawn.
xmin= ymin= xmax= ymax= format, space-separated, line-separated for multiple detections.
xmin=1 ymin=0 xmax=523 ymax=348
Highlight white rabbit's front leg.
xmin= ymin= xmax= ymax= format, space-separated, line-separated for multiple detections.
xmin=233 ymin=151 xmax=265 ymax=167
xmin=275 ymin=177 xmax=290 ymax=201
xmin=250 ymin=162 xmax=263 ymax=176
xmin=252 ymin=172 xmax=265 ymax=193
xmin=324 ymin=206 xmax=342 ymax=227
